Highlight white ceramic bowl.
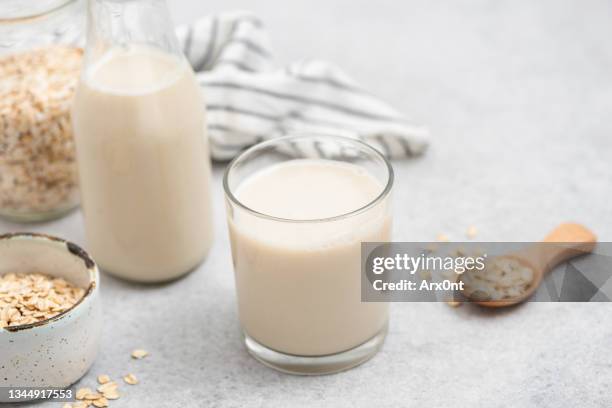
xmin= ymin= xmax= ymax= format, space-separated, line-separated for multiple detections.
xmin=0 ymin=233 xmax=101 ymax=403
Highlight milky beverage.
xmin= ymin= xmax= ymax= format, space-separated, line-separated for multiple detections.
xmin=229 ymin=159 xmax=390 ymax=356
xmin=72 ymin=46 xmax=213 ymax=282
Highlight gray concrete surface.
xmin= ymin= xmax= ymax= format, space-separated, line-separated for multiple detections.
xmin=2 ymin=0 xmax=612 ymax=406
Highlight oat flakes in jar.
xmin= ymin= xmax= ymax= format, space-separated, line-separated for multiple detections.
xmin=0 ymin=0 xmax=84 ymax=222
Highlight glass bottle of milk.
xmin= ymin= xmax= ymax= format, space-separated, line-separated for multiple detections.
xmin=72 ymin=0 xmax=214 ymax=282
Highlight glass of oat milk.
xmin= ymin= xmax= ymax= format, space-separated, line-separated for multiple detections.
xmin=224 ymin=135 xmax=393 ymax=374
xmin=72 ymin=0 xmax=214 ymax=282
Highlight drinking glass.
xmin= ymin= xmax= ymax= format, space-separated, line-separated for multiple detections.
xmin=224 ymin=134 xmax=393 ymax=375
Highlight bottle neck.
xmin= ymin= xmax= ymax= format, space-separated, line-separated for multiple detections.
xmin=84 ymin=0 xmax=180 ymax=65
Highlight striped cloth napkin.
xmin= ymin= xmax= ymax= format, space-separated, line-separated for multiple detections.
xmin=175 ymin=11 xmax=429 ymax=161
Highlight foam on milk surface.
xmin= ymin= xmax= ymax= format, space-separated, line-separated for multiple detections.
xmin=235 ymin=159 xmax=383 ymax=220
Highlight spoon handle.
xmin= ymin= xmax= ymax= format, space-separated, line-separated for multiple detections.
xmin=528 ymin=223 xmax=597 ymax=273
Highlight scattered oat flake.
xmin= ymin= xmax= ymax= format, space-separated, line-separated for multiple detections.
xmin=74 ymin=381 xmax=117 ymax=407
xmin=446 ymin=300 xmax=462 ymax=308
xmin=63 ymin=404 xmax=73 ymax=408
xmin=123 ymin=373 xmax=139 ymax=385
xmin=131 ymin=349 xmax=149 ymax=359
xmin=466 ymin=226 xmax=478 ymax=239
xmin=93 ymin=397 xmax=109 ymax=407
xmin=436 ymin=233 xmax=450 ymax=242
xmin=103 ymin=388 xmax=120 ymax=400
xmin=97 ymin=381 xmax=118 ymax=393
xmin=76 ymin=388 xmax=92 ymax=400
xmin=84 ymin=392 xmax=103 ymax=400
xmin=97 ymin=374 xmax=110 ymax=384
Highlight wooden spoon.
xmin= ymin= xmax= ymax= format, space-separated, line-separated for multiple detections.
xmin=462 ymin=223 xmax=597 ymax=307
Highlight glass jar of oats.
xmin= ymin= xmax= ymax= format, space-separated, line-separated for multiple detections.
xmin=0 ymin=0 xmax=84 ymax=222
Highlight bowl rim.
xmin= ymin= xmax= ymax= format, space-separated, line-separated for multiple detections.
xmin=0 ymin=232 xmax=99 ymax=334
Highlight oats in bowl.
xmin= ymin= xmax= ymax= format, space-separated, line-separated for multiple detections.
xmin=0 ymin=233 xmax=101 ymax=403
xmin=0 ymin=272 xmax=85 ymax=328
